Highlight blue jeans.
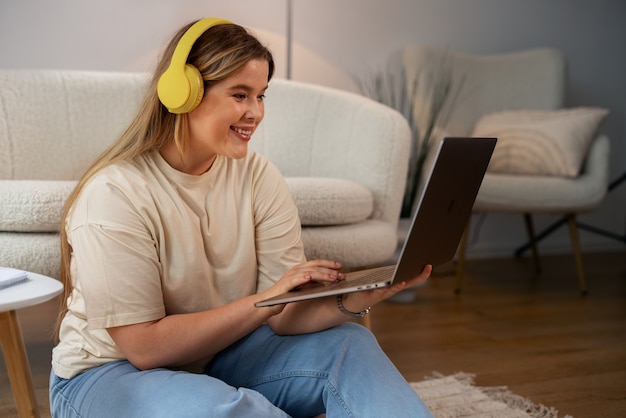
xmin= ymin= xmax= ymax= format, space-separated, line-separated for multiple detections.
xmin=50 ymin=323 xmax=432 ymax=417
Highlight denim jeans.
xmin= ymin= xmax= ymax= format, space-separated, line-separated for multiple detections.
xmin=50 ymin=323 xmax=433 ymax=417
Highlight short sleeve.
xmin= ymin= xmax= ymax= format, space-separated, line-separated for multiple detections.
xmin=68 ymin=177 xmax=165 ymax=330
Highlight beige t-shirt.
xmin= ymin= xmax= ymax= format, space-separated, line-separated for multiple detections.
xmin=52 ymin=151 xmax=305 ymax=379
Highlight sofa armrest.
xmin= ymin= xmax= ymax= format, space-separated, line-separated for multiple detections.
xmin=252 ymin=79 xmax=411 ymax=226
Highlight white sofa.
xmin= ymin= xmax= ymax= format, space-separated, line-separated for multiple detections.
xmin=0 ymin=71 xmax=410 ymax=279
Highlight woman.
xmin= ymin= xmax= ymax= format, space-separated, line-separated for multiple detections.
xmin=50 ymin=18 xmax=433 ymax=417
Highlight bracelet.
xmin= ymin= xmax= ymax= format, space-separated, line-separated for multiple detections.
xmin=336 ymin=294 xmax=371 ymax=318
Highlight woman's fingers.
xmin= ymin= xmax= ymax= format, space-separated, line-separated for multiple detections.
xmin=290 ymin=260 xmax=345 ymax=282
xmin=272 ymin=259 xmax=345 ymax=294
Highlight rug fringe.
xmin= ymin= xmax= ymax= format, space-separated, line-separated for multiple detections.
xmin=425 ymin=372 xmax=573 ymax=418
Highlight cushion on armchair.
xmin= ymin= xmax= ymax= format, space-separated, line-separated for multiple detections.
xmin=472 ymin=107 xmax=608 ymax=177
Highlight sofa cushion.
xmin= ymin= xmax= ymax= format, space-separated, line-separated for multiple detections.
xmin=285 ymin=177 xmax=374 ymax=226
xmin=0 ymin=180 xmax=76 ymax=232
xmin=0 ymin=177 xmax=374 ymax=232
xmin=472 ymin=107 xmax=608 ymax=177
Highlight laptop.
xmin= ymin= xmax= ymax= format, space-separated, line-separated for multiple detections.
xmin=255 ymin=137 xmax=497 ymax=307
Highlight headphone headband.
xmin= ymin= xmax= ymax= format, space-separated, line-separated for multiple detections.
xmin=157 ymin=18 xmax=233 ymax=114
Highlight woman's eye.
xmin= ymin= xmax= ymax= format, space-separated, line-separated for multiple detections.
xmin=234 ymin=93 xmax=246 ymax=100
xmin=258 ymin=94 xmax=266 ymax=101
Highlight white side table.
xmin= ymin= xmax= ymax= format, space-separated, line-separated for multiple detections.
xmin=0 ymin=271 xmax=63 ymax=418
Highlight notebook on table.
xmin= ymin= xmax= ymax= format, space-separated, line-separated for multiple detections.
xmin=0 ymin=268 xmax=29 ymax=290
xmin=255 ymin=137 xmax=497 ymax=307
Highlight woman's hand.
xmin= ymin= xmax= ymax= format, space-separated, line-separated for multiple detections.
xmin=262 ymin=259 xmax=345 ymax=296
xmin=256 ymin=259 xmax=345 ymax=316
xmin=264 ymin=263 xmax=433 ymax=335
xmin=339 ymin=264 xmax=433 ymax=315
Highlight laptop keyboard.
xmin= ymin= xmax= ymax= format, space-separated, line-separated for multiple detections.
xmin=341 ymin=265 xmax=395 ymax=287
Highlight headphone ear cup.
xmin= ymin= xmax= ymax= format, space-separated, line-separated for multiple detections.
xmin=157 ymin=64 xmax=204 ymax=114
xmin=157 ymin=18 xmax=232 ymax=114
xmin=178 ymin=64 xmax=204 ymax=114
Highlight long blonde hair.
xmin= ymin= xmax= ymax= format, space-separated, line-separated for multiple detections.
xmin=55 ymin=20 xmax=274 ymax=338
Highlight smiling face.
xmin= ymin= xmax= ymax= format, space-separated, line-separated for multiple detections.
xmin=160 ymin=58 xmax=270 ymax=175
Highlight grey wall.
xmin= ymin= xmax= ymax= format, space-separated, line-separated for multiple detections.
xmin=1 ymin=0 xmax=624 ymax=258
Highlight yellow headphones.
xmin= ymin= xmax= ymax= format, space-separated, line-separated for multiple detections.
xmin=157 ymin=17 xmax=233 ymax=114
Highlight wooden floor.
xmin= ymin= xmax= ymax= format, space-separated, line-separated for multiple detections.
xmin=1 ymin=251 xmax=625 ymax=417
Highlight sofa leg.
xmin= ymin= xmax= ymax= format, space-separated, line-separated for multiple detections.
xmin=567 ymin=213 xmax=588 ymax=295
xmin=454 ymin=224 xmax=470 ymax=294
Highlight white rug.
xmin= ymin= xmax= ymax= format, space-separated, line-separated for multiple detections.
xmin=411 ymin=373 xmax=573 ymax=418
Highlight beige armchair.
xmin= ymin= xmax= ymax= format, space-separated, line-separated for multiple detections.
xmin=401 ymin=45 xmax=611 ymax=294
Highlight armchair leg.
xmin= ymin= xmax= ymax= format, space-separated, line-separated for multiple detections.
xmin=455 ymin=223 xmax=470 ymax=294
xmin=567 ymin=213 xmax=588 ymax=295
xmin=523 ymin=213 xmax=542 ymax=274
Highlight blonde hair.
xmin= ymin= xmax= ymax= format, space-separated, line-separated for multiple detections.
xmin=55 ymin=21 xmax=274 ymax=338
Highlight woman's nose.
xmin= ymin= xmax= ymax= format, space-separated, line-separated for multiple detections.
xmin=245 ymin=100 xmax=263 ymax=121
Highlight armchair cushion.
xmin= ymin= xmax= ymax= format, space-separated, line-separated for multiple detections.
xmin=472 ymin=107 xmax=608 ymax=177
xmin=474 ymin=135 xmax=610 ymax=213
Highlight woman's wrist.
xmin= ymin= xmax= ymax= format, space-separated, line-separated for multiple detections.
xmin=336 ymin=294 xmax=371 ymax=318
